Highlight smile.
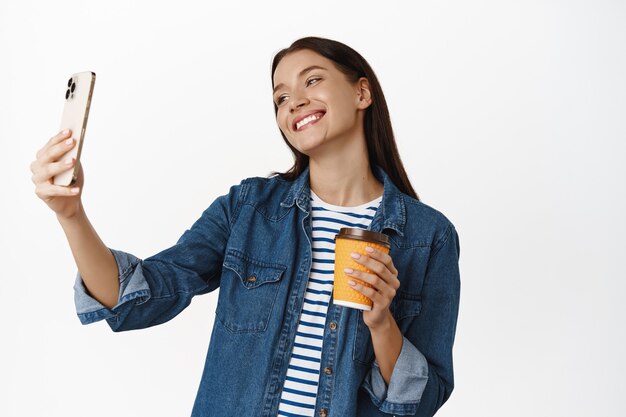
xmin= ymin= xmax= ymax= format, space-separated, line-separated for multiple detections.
xmin=294 ymin=112 xmax=325 ymax=131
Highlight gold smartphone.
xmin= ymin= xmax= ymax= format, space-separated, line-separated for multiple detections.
xmin=53 ymin=71 xmax=96 ymax=186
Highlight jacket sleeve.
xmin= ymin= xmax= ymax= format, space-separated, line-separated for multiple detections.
xmin=361 ymin=223 xmax=461 ymax=416
xmin=362 ymin=336 xmax=429 ymax=415
xmin=73 ymin=181 xmax=246 ymax=332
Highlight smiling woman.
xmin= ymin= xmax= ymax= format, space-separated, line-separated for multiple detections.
xmin=272 ymin=49 xmax=373 ymax=167
xmin=269 ymin=38 xmax=420 ymax=203
xmin=31 ymin=36 xmax=460 ymax=417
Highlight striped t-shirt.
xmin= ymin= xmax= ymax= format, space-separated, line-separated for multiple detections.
xmin=277 ymin=190 xmax=383 ymax=417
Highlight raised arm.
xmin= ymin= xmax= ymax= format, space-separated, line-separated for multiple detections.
xmin=31 ymin=128 xmax=119 ymax=308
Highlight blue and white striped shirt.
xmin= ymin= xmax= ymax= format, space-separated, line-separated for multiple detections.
xmin=277 ymin=191 xmax=383 ymax=417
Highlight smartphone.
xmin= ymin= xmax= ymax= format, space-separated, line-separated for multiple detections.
xmin=53 ymin=71 xmax=96 ymax=186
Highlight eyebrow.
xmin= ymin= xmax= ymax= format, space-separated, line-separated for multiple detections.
xmin=273 ymin=65 xmax=328 ymax=95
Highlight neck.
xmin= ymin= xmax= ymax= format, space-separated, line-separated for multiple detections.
xmin=308 ymin=133 xmax=383 ymax=207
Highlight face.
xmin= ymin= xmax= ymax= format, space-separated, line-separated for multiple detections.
xmin=272 ymin=49 xmax=372 ymax=157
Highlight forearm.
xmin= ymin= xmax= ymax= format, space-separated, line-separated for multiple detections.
xmin=369 ymin=310 xmax=403 ymax=385
xmin=57 ymin=204 xmax=119 ymax=309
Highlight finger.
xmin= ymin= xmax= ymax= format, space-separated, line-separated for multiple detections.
xmin=365 ymin=246 xmax=398 ymax=275
xmin=31 ymin=157 xmax=75 ymax=185
xmin=345 ymin=268 xmax=383 ymax=292
xmin=347 ymin=279 xmax=387 ymax=306
xmin=43 ymin=137 xmax=76 ymax=164
xmin=29 ymin=158 xmax=41 ymax=174
xmin=345 ymin=267 xmax=398 ymax=300
xmin=49 ymin=128 xmax=72 ymax=144
xmin=36 ymin=130 xmax=74 ymax=162
xmin=350 ymin=253 xmax=400 ymax=292
xmin=35 ymin=182 xmax=80 ymax=200
xmin=37 ymin=129 xmax=72 ymax=157
xmin=350 ymin=252 xmax=393 ymax=284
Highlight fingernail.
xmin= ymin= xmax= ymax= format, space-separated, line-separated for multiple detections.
xmin=70 ymin=187 xmax=80 ymax=194
xmin=64 ymin=157 xmax=73 ymax=165
xmin=351 ymin=252 xmax=360 ymax=259
xmin=62 ymin=129 xmax=69 ymax=135
xmin=348 ymin=280 xmax=356 ymax=286
xmin=365 ymin=246 xmax=374 ymax=253
xmin=344 ymin=268 xmax=354 ymax=274
xmin=65 ymin=138 xmax=73 ymax=145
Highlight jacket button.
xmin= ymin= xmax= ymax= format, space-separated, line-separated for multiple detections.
xmin=319 ymin=409 xmax=328 ymax=417
xmin=246 ymin=276 xmax=257 ymax=283
xmin=324 ymin=367 xmax=333 ymax=375
xmin=329 ymin=322 xmax=337 ymax=330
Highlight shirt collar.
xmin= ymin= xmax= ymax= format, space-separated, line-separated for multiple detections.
xmin=279 ymin=164 xmax=406 ymax=237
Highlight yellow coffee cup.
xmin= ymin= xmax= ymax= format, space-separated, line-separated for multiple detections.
xmin=333 ymin=228 xmax=391 ymax=310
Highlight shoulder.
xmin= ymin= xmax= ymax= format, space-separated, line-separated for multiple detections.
xmin=238 ymin=173 xmax=293 ymax=200
xmin=398 ymin=193 xmax=458 ymax=251
xmin=219 ymin=173 xmax=290 ymax=198
xmin=220 ymin=173 xmax=295 ymax=220
xmin=242 ymin=172 xmax=291 ymax=188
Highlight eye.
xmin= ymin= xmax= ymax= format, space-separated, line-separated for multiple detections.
xmin=274 ymin=77 xmax=321 ymax=106
xmin=306 ymin=77 xmax=321 ymax=86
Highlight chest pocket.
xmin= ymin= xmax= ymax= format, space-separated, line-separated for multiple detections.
xmin=352 ymin=291 xmax=422 ymax=365
xmin=215 ymin=250 xmax=287 ymax=333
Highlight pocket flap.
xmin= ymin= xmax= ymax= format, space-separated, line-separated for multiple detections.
xmin=390 ymin=291 xmax=422 ymax=321
xmin=223 ymin=250 xmax=286 ymax=289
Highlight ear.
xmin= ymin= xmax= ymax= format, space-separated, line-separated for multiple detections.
xmin=355 ymin=77 xmax=373 ymax=110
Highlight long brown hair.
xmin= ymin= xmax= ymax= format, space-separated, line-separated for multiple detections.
xmin=269 ymin=36 xmax=419 ymax=201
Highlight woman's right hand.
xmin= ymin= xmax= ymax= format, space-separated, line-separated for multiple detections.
xmin=31 ymin=129 xmax=85 ymax=219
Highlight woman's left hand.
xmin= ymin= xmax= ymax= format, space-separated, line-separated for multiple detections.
xmin=344 ymin=246 xmax=400 ymax=330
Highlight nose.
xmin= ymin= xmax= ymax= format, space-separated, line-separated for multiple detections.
xmin=289 ymin=95 xmax=309 ymax=112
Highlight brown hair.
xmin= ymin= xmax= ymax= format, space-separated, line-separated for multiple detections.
xmin=270 ymin=36 xmax=419 ymax=201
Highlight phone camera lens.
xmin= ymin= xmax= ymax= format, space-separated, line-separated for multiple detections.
xmin=65 ymin=89 xmax=70 ymax=99
xmin=71 ymin=82 xmax=76 ymax=92
xmin=68 ymin=78 xmax=72 ymax=87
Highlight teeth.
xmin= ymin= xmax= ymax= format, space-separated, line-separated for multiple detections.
xmin=296 ymin=113 xmax=322 ymax=130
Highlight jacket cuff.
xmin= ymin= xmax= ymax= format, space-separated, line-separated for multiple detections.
xmin=361 ymin=335 xmax=429 ymax=415
xmin=73 ymin=248 xmax=151 ymax=325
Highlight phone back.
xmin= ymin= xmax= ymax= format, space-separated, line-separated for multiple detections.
xmin=53 ymin=71 xmax=96 ymax=186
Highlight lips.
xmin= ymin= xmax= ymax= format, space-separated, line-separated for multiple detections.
xmin=292 ymin=111 xmax=326 ymax=131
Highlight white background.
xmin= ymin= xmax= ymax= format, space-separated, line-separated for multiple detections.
xmin=1 ymin=1 xmax=624 ymax=416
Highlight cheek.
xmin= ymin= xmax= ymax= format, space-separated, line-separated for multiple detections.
xmin=276 ymin=110 xmax=289 ymax=132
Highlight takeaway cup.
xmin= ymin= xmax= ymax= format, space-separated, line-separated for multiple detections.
xmin=333 ymin=228 xmax=391 ymax=310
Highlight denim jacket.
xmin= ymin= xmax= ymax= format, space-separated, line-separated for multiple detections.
xmin=74 ymin=164 xmax=461 ymax=417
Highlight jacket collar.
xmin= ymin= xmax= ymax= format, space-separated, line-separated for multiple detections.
xmin=279 ymin=164 xmax=406 ymax=237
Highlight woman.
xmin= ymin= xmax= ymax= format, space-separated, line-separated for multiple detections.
xmin=31 ymin=36 xmax=460 ymax=417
